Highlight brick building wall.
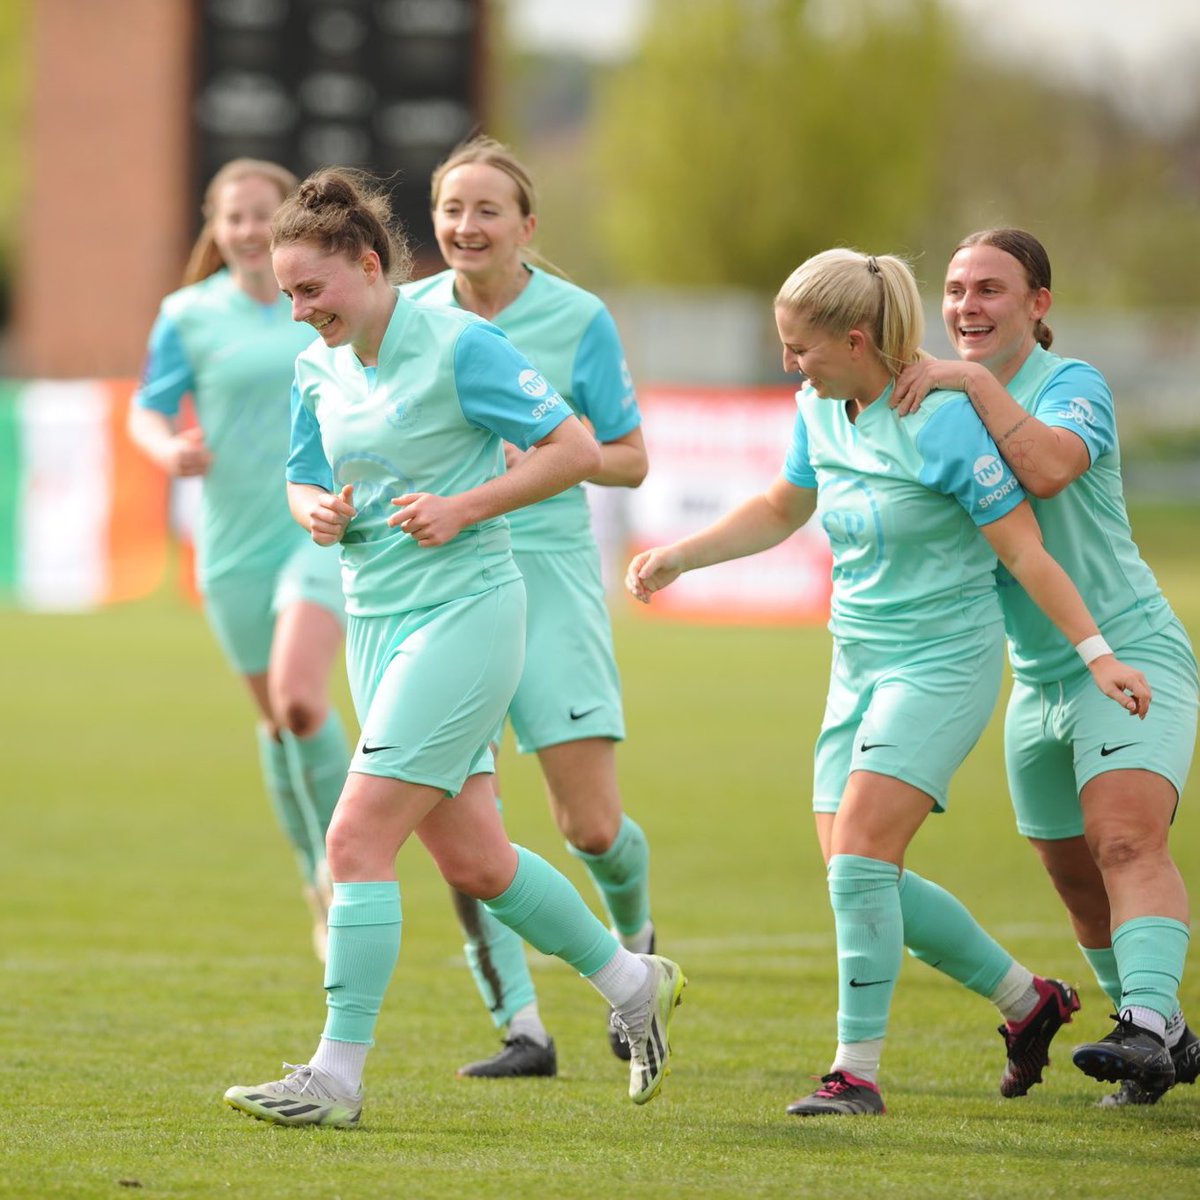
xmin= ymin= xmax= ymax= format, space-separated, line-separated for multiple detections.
xmin=13 ymin=0 xmax=193 ymax=378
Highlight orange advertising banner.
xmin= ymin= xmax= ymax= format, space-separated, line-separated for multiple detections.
xmin=627 ymin=386 xmax=831 ymax=625
xmin=0 ymin=379 xmax=168 ymax=610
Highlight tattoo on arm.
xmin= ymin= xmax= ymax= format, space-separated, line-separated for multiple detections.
xmin=1006 ymin=435 xmax=1037 ymax=473
xmin=998 ymin=415 xmax=1030 ymax=446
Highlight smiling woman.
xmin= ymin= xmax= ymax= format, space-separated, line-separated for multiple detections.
xmin=221 ymin=166 xmax=687 ymax=1130
xmin=399 ymin=135 xmax=659 ymax=1081
xmin=271 ymin=170 xmax=411 ymax=364
xmin=891 ymin=228 xmax=1200 ymax=1107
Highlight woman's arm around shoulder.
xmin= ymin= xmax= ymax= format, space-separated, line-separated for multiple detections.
xmin=892 ymin=358 xmax=1089 ymax=497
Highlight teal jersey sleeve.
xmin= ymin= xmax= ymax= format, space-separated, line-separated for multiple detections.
xmin=1029 ymin=360 xmax=1115 ymax=463
xmin=914 ymin=398 xmax=1025 ymax=526
xmin=134 ymin=310 xmax=194 ymax=414
xmin=452 ymin=321 xmax=571 ymax=447
xmin=783 ymin=399 xmax=816 ymax=488
xmin=287 ymin=380 xmax=334 ymax=491
xmin=572 ymin=307 xmax=640 ymax=442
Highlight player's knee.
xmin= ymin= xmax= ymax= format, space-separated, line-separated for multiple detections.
xmin=323 ymin=827 xmax=352 ymax=877
xmin=556 ymin=804 xmax=621 ymax=854
xmin=1090 ymin=828 xmax=1167 ymax=873
xmin=324 ymin=818 xmax=376 ymax=879
xmin=438 ymin=852 xmax=510 ymax=900
xmin=566 ymin=824 xmax=618 ymax=856
xmin=276 ymin=695 xmax=324 ymax=738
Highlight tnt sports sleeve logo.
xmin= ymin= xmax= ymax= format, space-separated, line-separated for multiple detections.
xmin=519 ymin=368 xmax=564 ymax=420
xmin=620 ymin=359 xmax=636 ymax=406
xmin=973 ymin=453 xmax=1020 ymax=509
xmin=973 ymin=454 xmax=1006 ymax=487
xmin=1067 ymin=396 xmax=1097 ymax=427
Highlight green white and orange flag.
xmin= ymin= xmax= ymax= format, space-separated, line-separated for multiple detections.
xmin=0 ymin=379 xmax=168 ymax=610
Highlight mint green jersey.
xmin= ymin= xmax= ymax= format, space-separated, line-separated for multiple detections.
xmin=401 ymin=267 xmax=640 ymax=551
xmin=134 ymin=269 xmax=318 ymax=586
xmin=286 ymin=291 xmax=572 ymax=618
xmin=997 ymin=347 xmax=1176 ymax=683
xmin=784 ymin=383 xmax=1024 ymax=644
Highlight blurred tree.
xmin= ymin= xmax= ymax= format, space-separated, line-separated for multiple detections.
xmin=590 ymin=0 xmax=1200 ymax=308
xmin=593 ymin=0 xmax=953 ymax=289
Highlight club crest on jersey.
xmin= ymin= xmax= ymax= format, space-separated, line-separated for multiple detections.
xmin=821 ymin=479 xmax=885 ymax=584
xmin=1067 ymin=396 xmax=1096 ymax=426
xmin=385 ymin=394 xmax=420 ymax=429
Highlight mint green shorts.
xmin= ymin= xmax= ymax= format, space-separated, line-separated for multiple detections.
xmin=506 ymin=547 xmax=625 ymax=753
xmin=346 ymin=580 xmax=527 ymax=796
xmin=1006 ymin=617 xmax=1197 ymax=839
xmin=813 ymin=624 xmax=1005 ymax=814
xmin=203 ymin=537 xmax=345 ymax=675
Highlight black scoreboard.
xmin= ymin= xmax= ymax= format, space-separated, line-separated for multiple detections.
xmin=193 ymin=0 xmax=482 ymax=257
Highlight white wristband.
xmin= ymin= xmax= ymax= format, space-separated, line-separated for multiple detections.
xmin=1075 ymin=635 xmax=1112 ymax=666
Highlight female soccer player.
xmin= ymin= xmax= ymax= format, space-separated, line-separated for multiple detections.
xmin=401 ymin=136 xmax=655 ymax=1078
xmin=627 ymin=248 xmax=1150 ymax=1116
xmin=129 ymin=159 xmax=349 ymax=960
xmin=222 ymin=168 xmax=685 ymax=1128
xmin=891 ymin=228 xmax=1197 ymax=1106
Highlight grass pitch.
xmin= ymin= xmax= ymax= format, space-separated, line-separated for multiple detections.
xmin=3 ymin=507 xmax=1199 ymax=1198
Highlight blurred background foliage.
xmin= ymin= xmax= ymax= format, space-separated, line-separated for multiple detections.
xmin=0 ymin=0 xmax=1196 ymax=327
xmin=497 ymin=0 xmax=1200 ymax=309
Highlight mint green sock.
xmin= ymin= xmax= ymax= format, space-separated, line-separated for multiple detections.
xmin=1113 ymin=916 xmax=1190 ymax=1021
xmin=321 ymin=881 xmax=402 ymax=1045
xmin=1080 ymin=943 xmax=1123 ymax=1010
xmin=899 ymin=869 xmax=1012 ymax=996
xmin=829 ymin=854 xmax=903 ymax=1044
xmin=483 ymin=846 xmax=618 ymax=977
xmin=567 ymin=815 xmax=651 ymax=936
xmin=453 ymin=890 xmax=537 ymax=1028
xmin=282 ymin=710 xmax=349 ymax=881
xmin=255 ymin=725 xmax=314 ymax=882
